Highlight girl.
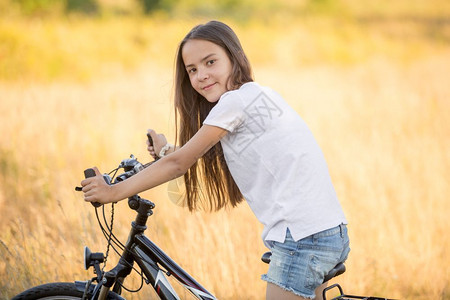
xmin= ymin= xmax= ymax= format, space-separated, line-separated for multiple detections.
xmin=81 ymin=20 xmax=350 ymax=300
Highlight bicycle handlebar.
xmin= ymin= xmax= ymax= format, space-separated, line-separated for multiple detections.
xmin=78 ymin=155 xmax=151 ymax=207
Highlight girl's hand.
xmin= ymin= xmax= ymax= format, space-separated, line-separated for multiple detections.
xmin=147 ymin=129 xmax=168 ymax=159
xmin=81 ymin=167 xmax=115 ymax=204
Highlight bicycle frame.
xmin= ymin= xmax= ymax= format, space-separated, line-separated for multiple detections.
xmin=85 ymin=194 xmax=216 ymax=300
xmin=133 ymin=235 xmax=216 ymax=300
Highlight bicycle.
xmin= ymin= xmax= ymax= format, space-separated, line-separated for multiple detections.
xmin=12 ymin=153 xmax=394 ymax=300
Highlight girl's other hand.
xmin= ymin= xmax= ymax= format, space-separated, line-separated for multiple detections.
xmin=147 ymin=129 xmax=168 ymax=159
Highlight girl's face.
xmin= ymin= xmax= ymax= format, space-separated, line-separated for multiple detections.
xmin=182 ymin=39 xmax=233 ymax=103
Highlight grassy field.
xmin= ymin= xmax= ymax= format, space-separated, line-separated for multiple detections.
xmin=1 ymin=8 xmax=450 ymax=300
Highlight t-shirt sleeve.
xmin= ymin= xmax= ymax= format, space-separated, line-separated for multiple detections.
xmin=203 ymin=92 xmax=245 ymax=132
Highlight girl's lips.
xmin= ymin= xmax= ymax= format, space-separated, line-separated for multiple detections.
xmin=202 ymin=83 xmax=216 ymax=91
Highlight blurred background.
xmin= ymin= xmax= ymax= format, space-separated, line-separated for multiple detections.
xmin=1 ymin=0 xmax=449 ymax=299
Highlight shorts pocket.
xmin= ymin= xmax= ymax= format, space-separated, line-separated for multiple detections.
xmin=305 ymin=251 xmax=341 ymax=290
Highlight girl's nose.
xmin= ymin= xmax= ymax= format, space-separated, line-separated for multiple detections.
xmin=197 ymin=67 xmax=209 ymax=81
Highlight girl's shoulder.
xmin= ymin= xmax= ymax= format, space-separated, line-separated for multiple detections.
xmin=222 ymin=81 xmax=266 ymax=101
xmin=238 ymin=81 xmax=263 ymax=93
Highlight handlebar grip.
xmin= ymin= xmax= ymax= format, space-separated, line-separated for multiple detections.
xmin=84 ymin=168 xmax=102 ymax=208
xmin=147 ymin=133 xmax=154 ymax=147
xmin=84 ymin=168 xmax=96 ymax=178
xmin=147 ymin=133 xmax=160 ymax=161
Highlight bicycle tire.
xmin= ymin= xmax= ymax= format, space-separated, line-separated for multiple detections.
xmin=12 ymin=282 xmax=124 ymax=300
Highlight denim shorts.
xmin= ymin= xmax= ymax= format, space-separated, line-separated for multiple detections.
xmin=261 ymin=225 xmax=350 ymax=299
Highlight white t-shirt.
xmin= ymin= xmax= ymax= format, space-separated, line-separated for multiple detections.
xmin=203 ymin=82 xmax=347 ymax=247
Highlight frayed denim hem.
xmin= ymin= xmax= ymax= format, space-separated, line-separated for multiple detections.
xmin=261 ymin=274 xmax=316 ymax=299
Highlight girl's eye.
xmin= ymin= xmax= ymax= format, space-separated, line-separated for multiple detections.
xmin=188 ymin=68 xmax=196 ymax=74
xmin=206 ymin=60 xmax=215 ymax=66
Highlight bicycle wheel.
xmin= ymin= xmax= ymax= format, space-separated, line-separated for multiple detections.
xmin=12 ymin=282 xmax=124 ymax=300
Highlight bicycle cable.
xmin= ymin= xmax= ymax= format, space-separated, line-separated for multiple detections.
xmin=100 ymin=203 xmax=114 ymax=274
xmin=95 ymin=208 xmax=123 ymax=250
xmin=116 ymin=270 xmax=145 ymax=293
xmin=95 ymin=203 xmax=126 ymax=251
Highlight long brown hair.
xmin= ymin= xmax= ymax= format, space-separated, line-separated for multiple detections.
xmin=174 ymin=20 xmax=253 ymax=211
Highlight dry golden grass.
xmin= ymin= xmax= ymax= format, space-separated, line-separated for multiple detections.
xmin=1 ymin=16 xmax=450 ymax=300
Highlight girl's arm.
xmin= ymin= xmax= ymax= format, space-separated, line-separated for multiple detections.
xmin=81 ymin=125 xmax=228 ymax=204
